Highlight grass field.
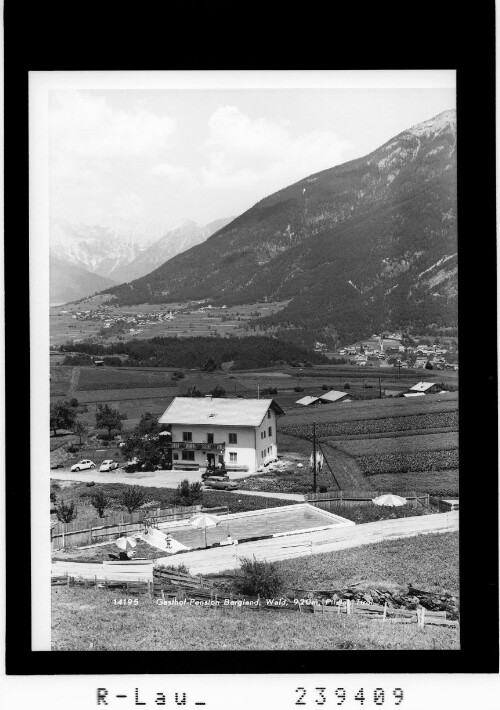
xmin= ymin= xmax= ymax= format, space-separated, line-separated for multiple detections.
xmin=275 ymin=532 xmax=459 ymax=596
xmin=280 ymin=392 xmax=458 ymax=426
xmin=77 ymin=367 xmax=178 ymax=391
xmin=366 ymin=470 xmax=459 ymax=497
xmin=51 ymin=532 xmax=459 ymax=651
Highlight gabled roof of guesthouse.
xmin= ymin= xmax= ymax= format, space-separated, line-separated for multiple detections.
xmin=159 ymin=397 xmax=284 ymax=427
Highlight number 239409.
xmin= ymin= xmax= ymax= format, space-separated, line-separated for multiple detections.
xmin=295 ymin=687 xmax=404 ymax=706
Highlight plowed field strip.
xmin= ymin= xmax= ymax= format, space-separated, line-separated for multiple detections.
xmin=322 ymin=426 xmax=458 ymax=442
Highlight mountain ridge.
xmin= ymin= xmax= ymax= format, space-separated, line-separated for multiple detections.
xmin=49 ymin=252 xmax=118 ymax=305
xmin=102 ymin=110 xmax=457 ymax=342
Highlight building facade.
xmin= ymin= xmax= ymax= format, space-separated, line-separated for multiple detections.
xmin=158 ymin=397 xmax=284 ymax=472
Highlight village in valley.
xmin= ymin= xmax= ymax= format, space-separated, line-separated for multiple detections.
xmin=48 ymin=85 xmax=460 ymax=654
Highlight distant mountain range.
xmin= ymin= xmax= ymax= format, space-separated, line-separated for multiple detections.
xmin=50 ymin=223 xmax=149 ymax=280
xmin=50 ymin=253 xmax=117 ymax=305
xmin=109 ymin=217 xmax=234 ymax=283
xmin=102 ymin=110 xmax=457 ymax=342
xmin=50 ymin=217 xmax=233 ymax=303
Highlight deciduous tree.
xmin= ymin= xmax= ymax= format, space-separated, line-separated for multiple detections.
xmin=50 ymin=400 xmax=77 ymax=437
xmin=121 ymin=486 xmax=148 ymax=513
xmin=96 ymin=403 xmax=125 ymax=438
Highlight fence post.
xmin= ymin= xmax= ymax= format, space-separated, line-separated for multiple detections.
xmin=89 ymin=525 xmax=93 ymax=544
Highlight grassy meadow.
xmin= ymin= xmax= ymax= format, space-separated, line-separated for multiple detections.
xmin=52 ymin=532 xmax=459 ymax=651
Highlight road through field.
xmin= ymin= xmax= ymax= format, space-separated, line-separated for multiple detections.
xmin=67 ymin=367 xmax=81 ymax=395
xmin=319 ymin=441 xmax=370 ymax=490
xmin=52 ymin=511 xmax=458 ymax=579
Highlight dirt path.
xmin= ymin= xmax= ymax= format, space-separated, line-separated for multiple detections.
xmin=319 ymin=441 xmax=372 ymax=490
xmin=67 ymin=366 xmax=81 ymax=395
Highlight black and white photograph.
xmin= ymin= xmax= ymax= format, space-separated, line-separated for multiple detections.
xmin=29 ymin=69 xmax=468 ymax=654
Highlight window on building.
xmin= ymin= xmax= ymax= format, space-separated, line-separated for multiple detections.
xmin=207 ymin=433 xmax=214 ymax=444
xmin=229 ymin=452 xmax=237 ymax=463
xmin=173 ymin=453 xmax=179 ymax=460
xmin=268 ymin=409 xmax=271 ymax=419
xmin=228 ymin=433 xmax=237 ymax=444
xmin=182 ymin=450 xmax=195 ymax=461
xmin=268 ymin=426 xmax=272 ymax=436
xmin=182 ymin=431 xmax=192 ymax=442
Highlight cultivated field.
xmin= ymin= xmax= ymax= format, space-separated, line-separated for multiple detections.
xmin=278 ymin=394 xmax=459 ymax=496
xmin=50 ymin=300 xmax=290 ymax=347
xmin=334 ymin=432 xmax=459 ymax=456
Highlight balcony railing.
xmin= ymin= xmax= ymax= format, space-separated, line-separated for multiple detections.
xmin=167 ymin=441 xmax=225 ymax=452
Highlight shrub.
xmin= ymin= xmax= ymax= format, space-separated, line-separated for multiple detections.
xmin=91 ymin=490 xmax=109 ymax=517
xmin=155 ymin=563 xmax=190 ymax=575
xmin=236 ymin=557 xmax=286 ymax=597
xmin=319 ymin=485 xmax=328 ymax=493
xmin=173 ymin=479 xmax=203 ymax=507
xmin=54 ymin=499 xmax=78 ymax=523
xmin=344 ymin=383 xmax=351 ymax=389
xmin=294 ymin=386 xmax=304 ymax=392
xmin=321 ymin=384 xmax=329 ymax=390
xmin=211 ymin=384 xmax=226 ymax=398
xmin=69 ymin=397 xmax=79 ymax=408
xmin=86 ymin=481 xmax=96 ymax=487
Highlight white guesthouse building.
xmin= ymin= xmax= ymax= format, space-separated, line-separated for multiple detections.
xmin=158 ymin=397 xmax=285 ymax=472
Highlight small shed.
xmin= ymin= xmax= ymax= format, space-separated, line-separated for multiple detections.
xmin=316 ymin=390 xmax=351 ymax=404
xmin=296 ymin=395 xmax=320 ymax=406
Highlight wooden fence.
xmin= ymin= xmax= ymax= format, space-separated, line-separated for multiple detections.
xmin=306 ymin=490 xmax=430 ymax=511
xmin=51 ymin=571 xmax=457 ymax=628
xmin=51 ymin=505 xmax=229 ymax=550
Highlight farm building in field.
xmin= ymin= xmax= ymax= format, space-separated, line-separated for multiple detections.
xmin=296 ymin=390 xmax=352 ymax=406
xmin=296 ymin=395 xmax=319 ymax=406
xmin=407 ymin=382 xmax=445 ymax=395
xmin=158 ymin=397 xmax=284 ymax=473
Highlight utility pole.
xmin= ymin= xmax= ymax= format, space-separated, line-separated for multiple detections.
xmin=312 ymin=421 xmax=317 ymax=494
xmin=378 ymin=376 xmax=382 ymax=399
xmin=257 ymin=384 xmax=260 ymax=399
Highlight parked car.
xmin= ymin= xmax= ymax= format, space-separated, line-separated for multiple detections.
xmin=70 ymin=459 xmax=95 ymax=472
xmin=204 ymin=477 xmax=239 ymax=491
xmin=201 ymin=471 xmax=229 ymax=481
xmin=99 ymin=460 xmax=120 ymax=472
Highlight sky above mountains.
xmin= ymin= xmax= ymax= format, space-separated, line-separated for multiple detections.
xmin=49 ymin=73 xmax=455 ymax=244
